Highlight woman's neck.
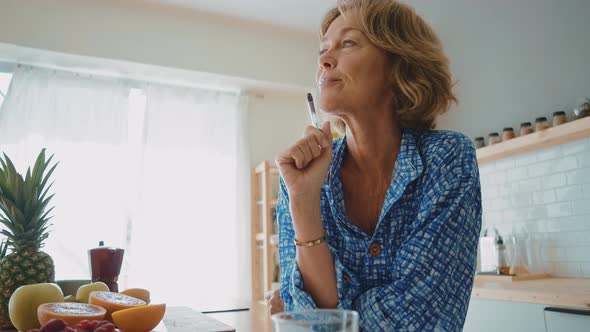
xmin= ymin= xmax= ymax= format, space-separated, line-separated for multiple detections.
xmin=342 ymin=109 xmax=402 ymax=178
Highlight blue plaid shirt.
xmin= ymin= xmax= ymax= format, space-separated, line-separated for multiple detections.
xmin=277 ymin=129 xmax=482 ymax=331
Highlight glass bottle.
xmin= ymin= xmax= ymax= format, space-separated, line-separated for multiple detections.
xmin=495 ymin=236 xmax=510 ymax=275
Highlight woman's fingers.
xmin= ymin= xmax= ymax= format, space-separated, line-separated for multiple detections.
xmin=277 ymin=123 xmax=331 ymax=171
xmin=268 ymin=289 xmax=284 ymax=315
xmin=292 ymin=145 xmax=306 ymax=169
xmin=304 ymin=125 xmax=330 ymax=149
xmin=289 ymin=135 xmax=323 ymax=169
xmin=297 ymin=138 xmax=313 ymax=167
xmin=299 ymin=131 xmax=326 ymax=167
xmin=306 ymin=135 xmax=323 ymax=159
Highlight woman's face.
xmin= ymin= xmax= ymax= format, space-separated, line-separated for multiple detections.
xmin=316 ymin=11 xmax=393 ymax=116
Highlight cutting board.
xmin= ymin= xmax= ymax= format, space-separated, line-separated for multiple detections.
xmin=161 ymin=307 xmax=235 ymax=332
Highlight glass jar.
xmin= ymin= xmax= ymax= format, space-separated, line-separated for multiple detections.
xmin=474 ymin=137 xmax=485 ymax=149
xmin=520 ymin=122 xmax=533 ymax=136
xmin=488 ymin=132 xmax=501 ymax=145
xmin=573 ymin=97 xmax=590 ymax=119
xmin=502 ymin=127 xmax=515 ymax=141
xmin=552 ymin=111 xmax=567 ymax=126
xmin=535 ymin=117 xmax=550 ymax=131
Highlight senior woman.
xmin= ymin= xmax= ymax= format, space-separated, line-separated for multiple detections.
xmin=271 ymin=0 xmax=482 ymax=330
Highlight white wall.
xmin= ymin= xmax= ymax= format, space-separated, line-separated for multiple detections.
xmin=421 ymin=0 xmax=590 ymax=140
xmin=479 ymin=137 xmax=590 ymax=278
xmin=247 ymin=92 xmax=310 ymax=167
xmin=0 ymin=0 xmax=322 ymax=171
xmin=0 ymin=0 xmax=318 ymax=90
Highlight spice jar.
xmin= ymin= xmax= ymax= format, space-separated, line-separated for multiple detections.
xmin=535 ymin=117 xmax=550 ymax=131
xmin=520 ymin=122 xmax=533 ymax=136
xmin=552 ymin=111 xmax=567 ymax=126
xmin=502 ymin=127 xmax=515 ymax=141
xmin=474 ymin=137 xmax=485 ymax=149
xmin=488 ymin=132 xmax=501 ymax=145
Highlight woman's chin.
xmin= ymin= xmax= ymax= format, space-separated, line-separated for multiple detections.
xmin=318 ymin=98 xmax=342 ymax=114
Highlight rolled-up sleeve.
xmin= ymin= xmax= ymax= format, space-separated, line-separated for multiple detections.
xmin=277 ymin=177 xmax=318 ymax=310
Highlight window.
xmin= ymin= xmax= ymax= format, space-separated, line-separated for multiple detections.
xmin=0 ymin=72 xmax=13 ymax=109
xmin=0 ymin=66 xmax=250 ymax=310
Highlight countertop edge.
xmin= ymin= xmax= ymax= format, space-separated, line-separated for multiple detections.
xmin=472 ymin=278 xmax=590 ymax=310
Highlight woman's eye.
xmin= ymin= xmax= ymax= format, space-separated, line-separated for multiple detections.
xmin=343 ymin=40 xmax=355 ymax=47
xmin=319 ymin=49 xmax=328 ymax=55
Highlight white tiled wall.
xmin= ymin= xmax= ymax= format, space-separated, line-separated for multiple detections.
xmin=479 ymin=137 xmax=590 ymax=278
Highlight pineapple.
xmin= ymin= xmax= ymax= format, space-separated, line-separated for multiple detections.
xmin=0 ymin=239 xmax=7 ymax=262
xmin=0 ymin=149 xmax=58 ymax=328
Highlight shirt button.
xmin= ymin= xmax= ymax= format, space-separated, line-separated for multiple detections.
xmin=343 ymin=273 xmax=351 ymax=283
xmin=369 ymin=242 xmax=382 ymax=257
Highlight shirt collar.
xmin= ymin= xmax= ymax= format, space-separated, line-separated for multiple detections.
xmin=328 ymin=128 xmax=423 ymax=188
xmin=325 ymin=128 xmax=424 ymax=237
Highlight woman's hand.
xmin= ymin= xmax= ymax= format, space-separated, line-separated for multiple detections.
xmin=275 ymin=121 xmax=333 ymax=201
xmin=265 ymin=289 xmax=285 ymax=315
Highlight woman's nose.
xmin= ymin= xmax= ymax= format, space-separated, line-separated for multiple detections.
xmin=318 ymin=52 xmax=336 ymax=71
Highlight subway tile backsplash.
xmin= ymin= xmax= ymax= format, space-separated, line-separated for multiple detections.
xmin=479 ymin=137 xmax=590 ymax=278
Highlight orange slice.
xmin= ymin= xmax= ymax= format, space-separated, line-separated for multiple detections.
xmin=38 ymin=302 xmax=107 ymax=327
xmin=112 ymin=304 xmax=166 ymax=332
xmin=120 ymin=288 xmax=151 ymax=304
xmin=88 ymin=291 xmax=146 ymax=321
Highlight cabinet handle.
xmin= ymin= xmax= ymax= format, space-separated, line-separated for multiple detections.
xmin=544 ymin=307 xmax=590 ymax=316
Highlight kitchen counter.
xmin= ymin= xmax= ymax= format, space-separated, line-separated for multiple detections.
xmin=472 ymin=277 xmax=590 ymax=309
xmin=0 ymin=303 xmax=274 ymax=332
xmin=207 ymin=302 xmax=272 ymax=332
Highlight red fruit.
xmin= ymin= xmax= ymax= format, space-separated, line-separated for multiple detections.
xmin=40 ymin=319 xmax=67 ymax=332
xmin=96 ymin=326 xmax=115 ymax=332
xmin=74 ymin=319 xmax=115 ymax=332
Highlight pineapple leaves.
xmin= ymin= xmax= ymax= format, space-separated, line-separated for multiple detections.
xmin=31 ymin=148 xmax=47 ymax=184
xmin=38 ymin=162 xmax=58 ymax=199
xmin=0 ymin=149 xmax=58 ymax=251
xmin=0 ymin=239 xmax=8 ymax=260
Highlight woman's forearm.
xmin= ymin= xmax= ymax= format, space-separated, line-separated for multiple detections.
xmin=290 ymin=196 xmax=339 ymax=308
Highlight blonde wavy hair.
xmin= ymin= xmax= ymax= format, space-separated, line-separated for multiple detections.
xmin=321 ymin=0 xmax=457 ymax=132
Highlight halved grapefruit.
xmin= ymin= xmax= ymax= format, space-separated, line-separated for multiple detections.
xmin=120 ymin=288 xmax=151 ymax=304
xmin=88 ymin=291 xmax=146 ymax=321
xmin=37 ymin=302 xmax=106 ymax=327
xmin=112 ymin=304 xmax=166 ymax=332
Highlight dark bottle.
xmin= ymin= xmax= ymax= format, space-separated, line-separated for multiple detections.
xmin=88 ymin=241 xmax=124 ymax=292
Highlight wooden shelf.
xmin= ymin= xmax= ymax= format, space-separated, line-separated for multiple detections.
xmin=252 ymin=161 xmax=280 ymax=303
xmin=256 ymin=199 xmax=277 ymax=207
xmin=255 ymin=163 xmax=280 ymax=175
xmin=476 ymin=116 xmax=590 ymax=164
xmin=255 ymin=233 xmax=279 ymax=246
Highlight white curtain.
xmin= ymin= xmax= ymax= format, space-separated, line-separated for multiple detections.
xmin=126 ymin=84 xmax=251 ymax=310
xmin=0 ymin=66 xmax=251 ymax=310
xmin=0 ymin=66 xmax=131 ymax=280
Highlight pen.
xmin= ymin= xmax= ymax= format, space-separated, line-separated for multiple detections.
xmin=306 ymin=93 xmax=321 ymax=129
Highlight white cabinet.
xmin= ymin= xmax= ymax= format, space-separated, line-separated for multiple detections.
xmin=464 ymin=299 xmax=590 ymax=332
xmin=544 ymin=307 xmax=590 ymax=332
xmin=463 ymin=299 xmax=546 ymax=332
